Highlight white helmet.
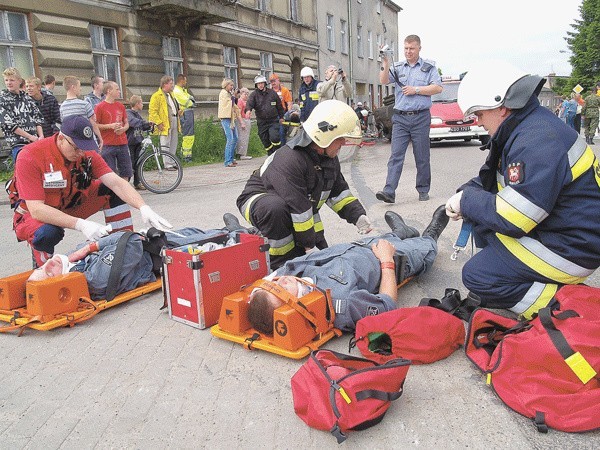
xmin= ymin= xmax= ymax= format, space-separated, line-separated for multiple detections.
xmin=458 ymin=61 xmax=543 ymax=118
xmin=254 ymin=75 xmax=267 ymax=85
xmin=300 ymin=67 xmax=315 ymax=78
xmin=302 ymin=100 xmax=362 ymax=148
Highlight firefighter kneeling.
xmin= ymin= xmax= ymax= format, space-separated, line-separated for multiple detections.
xmin=236 ymin=100 xmax=373 ymax=270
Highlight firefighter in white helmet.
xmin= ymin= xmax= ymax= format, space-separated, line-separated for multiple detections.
xmin=245 ymin=75 xmax=285 ymax=155
xmin=235 ymin=100 xmax=373 ymax=269
xmin=298 ymin=66 xmax=321 ymax=121
xmin=446 ymin=61 xmax=600 ymax=319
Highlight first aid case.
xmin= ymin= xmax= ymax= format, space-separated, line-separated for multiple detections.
xmin=162 ymin=232 xmax=269 ymax=329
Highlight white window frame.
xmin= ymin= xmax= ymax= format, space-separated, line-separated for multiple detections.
xmin=377 ymin=0 xmax=382 ymax=14
xmin=257 ymin=0 xmax=267 ymax=12
xmin=260 ymin=51 xmax=273 ymax=80
xmin=326 ymin=14 xmax=335 ymax=51
xmin=224 ymin=46 xmax=238 ymax=87
xmin=290 ymin=0 xmax=298 ymax=21
xmin=367 ymin=30 xmax=373 ymax=59
xmin=340 ymin=19 xmax=348 ymax=55
xmin=163 ymin=36 xmax=183 ymax=80
xmin=89 ymin=24 xmax=122 ymax=89
xmin=357 ymin=25 xmax=363 ymax=58
xmin=0 ymin=11 xmax=34 ymax=77
xmin=376 ymin=33 xmax=382 ymax=61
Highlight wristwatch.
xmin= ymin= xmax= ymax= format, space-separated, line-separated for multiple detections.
xmin=415 ymin=87 xmax=421 ymax=95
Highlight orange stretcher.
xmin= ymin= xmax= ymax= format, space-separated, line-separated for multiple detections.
xmin=211 ymin=279 xmax=342 ymax=359
xmin=0 ymin=270 xmax=161 ymax=335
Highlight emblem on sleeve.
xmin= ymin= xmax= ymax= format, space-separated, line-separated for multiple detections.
xmin=366 ymin=305 xmax=379 ymax=316
xmin=507 ymin=162 xmax=524 ymax=185
xmin=83 ymin=126 xmax=93 ymax=138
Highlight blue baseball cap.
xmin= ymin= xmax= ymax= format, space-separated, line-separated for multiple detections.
xmin=60 ymin=115 xmax=98 ymax=151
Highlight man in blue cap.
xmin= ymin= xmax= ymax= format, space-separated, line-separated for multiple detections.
xmin=9 ymin=115 xmax=172 ymax=267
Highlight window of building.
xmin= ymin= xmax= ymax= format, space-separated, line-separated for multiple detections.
xmin=257 ymin=0 xmax=267 ymax=12
xmin=326 ymin=14 xmax=335 ymax=51
xmin=377 ymin=0 xmax=382 ymax=14
xmin=357 ymin=25 xmax=363 ymax=58
xmin=290 ymin=0 xmax=298 ymax=21
xmin=0 ymin=11 xmax=34 ymax=77
xmin=260 ymin=52 xmax=273 ymax=80
xmin=376 ymin=33 xmax=382 ymax=61
xmin=224 ymin=46 xmax=238 ymax=87
xmin=367 ymin=30 xmax=373 ymax=59
xmin=89 ymin=24 xmax=122 ymax=88
xmin=163 ymin=36 xmax=183 ymax=80
xmin=340 ymin=19 xmax=348 ymax=55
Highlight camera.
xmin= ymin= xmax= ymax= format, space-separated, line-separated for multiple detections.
xmin=337 ymin=68 xmax=344 ymax=74
xmin=379 ymin=45 xmax=394 ymax=58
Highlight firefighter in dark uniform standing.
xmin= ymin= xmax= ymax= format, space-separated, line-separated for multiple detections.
xmin=236 ymin=100 xmax=373 ymax=269
xmin=245 ymin=75 xmax=285 ymax=155
xmin=446 ymin=61 xmax=600 ymax=319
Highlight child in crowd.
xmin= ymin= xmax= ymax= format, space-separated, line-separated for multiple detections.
xmin=126 ymin=95 xmax=153 ymax=190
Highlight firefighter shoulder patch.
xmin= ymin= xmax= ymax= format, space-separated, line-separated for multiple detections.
xmin=507 ymin=162 xmax=524 ymax=185
xmin=366 ymin=305 xmax=380 ymax=316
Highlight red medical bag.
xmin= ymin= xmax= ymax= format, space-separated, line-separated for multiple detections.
xmin=162 ymin=232 xmax=269 ymax=329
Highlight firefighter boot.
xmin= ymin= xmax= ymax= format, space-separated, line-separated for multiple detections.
xmin=422 ymin=205 xmax=449 ymax=242
xmin=384 ymin=211 xmax=420 ymax=239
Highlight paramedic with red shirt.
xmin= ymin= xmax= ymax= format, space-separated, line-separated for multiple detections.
xmin=10 ymin=115 xmax=172 ymax=267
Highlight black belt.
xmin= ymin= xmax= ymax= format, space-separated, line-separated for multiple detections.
xmin=394 ymin=109 xmax=427 ymax=116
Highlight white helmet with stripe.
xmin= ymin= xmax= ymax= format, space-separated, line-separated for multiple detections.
xmin=302 ymin=100 xmax=362 ymax=148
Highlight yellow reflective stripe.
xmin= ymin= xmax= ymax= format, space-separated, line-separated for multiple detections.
xmin=291 ymin=209 xmax=314 ymax=232
xmin=570 ymin=145 xmax=595 ymax=181
xmin=512 ymin=282 xmax=558 ymax=319
xmin=496 ymin=187 xmax=548 ymax=233
xmin=242 ymin=193 xmax=266 ymax=223
xmin=330 ymin=196 xmax=357 ymax=213
xmin=318 ymin=190 xmax=331 ymax=209
xmin=497 ymin=171 xmax=505 ymax=189
xmin=314 ymin=212 xmax=324 ymax=232
xmin=293 ymin=216 xmax=314 ymax=232
xmin=496 ymin=234 xmax=591 ymax=284
xmin=565 ymin=352 xmax=597 ymax=384
xmin=268 ymin=235 xmax=295 ymax=256
xmin=593 ymin=157 xmax=600 ymax=188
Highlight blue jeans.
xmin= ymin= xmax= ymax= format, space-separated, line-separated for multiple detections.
xmin=221 ymin=119 xmax=238 ymax=166
xmin=11 ymin=145 xmax=25 ymax=162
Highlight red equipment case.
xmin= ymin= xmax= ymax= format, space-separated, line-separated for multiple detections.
xmin=162 ymin=232 xmax=270 ymax=329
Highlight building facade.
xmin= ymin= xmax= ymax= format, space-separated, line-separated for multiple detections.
xmin=0 ymin=0 xmax=319 ymax=117
xmin=315 ymin=0 xmax=401 ymax=109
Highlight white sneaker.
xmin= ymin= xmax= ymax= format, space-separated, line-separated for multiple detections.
xmin=239 ymin=155 xmax=253 ymax=160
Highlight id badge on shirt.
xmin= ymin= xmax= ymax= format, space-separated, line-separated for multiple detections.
xmin=43 ymin=170 xmax=67 ymax=188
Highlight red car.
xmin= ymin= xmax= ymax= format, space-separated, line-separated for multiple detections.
xmin=430 ymin=80 xmax=490 ymax=145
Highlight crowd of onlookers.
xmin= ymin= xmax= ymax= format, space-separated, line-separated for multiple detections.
xmin=555 ymin=83 xmax=600 ymax=145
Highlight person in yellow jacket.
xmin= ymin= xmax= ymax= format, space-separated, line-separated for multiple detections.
xmin=172 ymin=74 xmax=195 ymax=162
xmin=149 ymin=75 xmax=180 ymax=169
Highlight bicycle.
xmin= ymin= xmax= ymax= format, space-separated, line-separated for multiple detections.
xmin=136 ymin=130 xmax=183 ymax=194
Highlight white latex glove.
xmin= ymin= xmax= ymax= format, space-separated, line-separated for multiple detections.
xmin=75 ymin=219 xmax=112 ymax=241
xmin=356 ymin=215 xmax=373 ymax=234
xmin=140 ymin=205 xmax=173 ymax=231
xmin=445 ymin=191 xmax=464 ymax=221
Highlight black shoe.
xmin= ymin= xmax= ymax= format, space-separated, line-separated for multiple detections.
xmin=418 ymin=192 xmax=430 ymax=201
xmin=376 ymin=191 xmax=395 ymax=203
xmin=223 ymin=213 xmax=245 ymax=232
xmin=384 ymin=211 xmax=420 ymax=239
xmin=422 ymin=205 xmax=449 ymax=242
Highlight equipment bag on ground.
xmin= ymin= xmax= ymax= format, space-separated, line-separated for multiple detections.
xmin=465 ymin=285 xmax=600 ymax=433
xmin=351 ymin=305 xmax=465 ymax=365
xmin=291 ymin=349 xmax=410 ymax=443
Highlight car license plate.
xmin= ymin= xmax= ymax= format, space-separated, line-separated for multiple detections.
xmin=450 ymin=126 xmax=471 ymax=132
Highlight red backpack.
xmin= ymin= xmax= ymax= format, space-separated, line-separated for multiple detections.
xmin=291 ymin=349 xmax=410 ymax=443
xmin=466 ymin=285 xmax=600 ymax=433
xmin=352 ymin=306 xmax=465 ymax=365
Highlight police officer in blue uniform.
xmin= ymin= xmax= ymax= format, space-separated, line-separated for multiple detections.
xmin=376 ymin=35 xmax=442 ymax=203
xmin=446 ymin=61 xmax=600 ymax=319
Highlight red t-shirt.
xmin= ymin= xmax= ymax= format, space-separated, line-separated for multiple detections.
xmin=94 ymin=101 xmax=128 ymax=146
xmin=15 ymin=135 xmax=112 ymax=208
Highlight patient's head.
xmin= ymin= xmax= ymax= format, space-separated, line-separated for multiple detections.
xmin=28 ymin=255 xmax=70 ymax=282
xmin=247 ymin=276 xmax=302 ymax=335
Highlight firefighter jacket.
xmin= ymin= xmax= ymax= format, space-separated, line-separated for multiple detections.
xmin=237 ymin=131 xmax=366 ymax=250
xmin=460 ymin=94 xmax=600 ymax=288
xmin=245 ymin=87 xmax=284 ymax=122
xmin=299 ymin=78 xmax=320 ymax=121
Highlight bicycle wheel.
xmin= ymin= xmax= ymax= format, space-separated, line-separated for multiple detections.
xmin=138 ymin=150 xmax=183 ymax=194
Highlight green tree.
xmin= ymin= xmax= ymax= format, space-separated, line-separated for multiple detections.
xmin=565 ymin=0 xmax=600 ymax=94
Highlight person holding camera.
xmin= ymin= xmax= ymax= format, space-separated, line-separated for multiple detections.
xmin=377 ymin=35 xmax=442 ymax=203
xmin=317 ymin=65 xmax=352 ymax=104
